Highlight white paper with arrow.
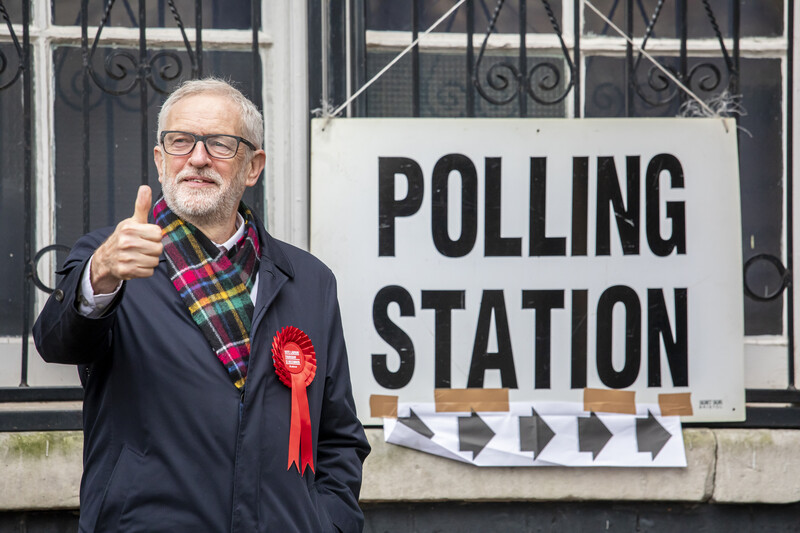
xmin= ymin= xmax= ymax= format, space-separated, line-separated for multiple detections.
xmin=383 ymin=402 xmax=686 ymax=467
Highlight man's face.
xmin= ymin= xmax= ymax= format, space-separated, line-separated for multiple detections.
xmin=154 ymin=93 xmax=264 ymax=227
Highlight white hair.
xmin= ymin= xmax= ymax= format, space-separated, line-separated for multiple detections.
xmin=157 ymin=77 xmax=264 ymax=150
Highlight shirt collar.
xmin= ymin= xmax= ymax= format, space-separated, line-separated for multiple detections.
xmin=213 ymin=212 xmax=245 ymax=252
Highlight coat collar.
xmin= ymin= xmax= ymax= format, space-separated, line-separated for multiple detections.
xmin=253 ymin=215 xmax=295 ymax=280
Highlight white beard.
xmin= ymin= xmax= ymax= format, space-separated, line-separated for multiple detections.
xmin=161 ymin=164 xmax=247 ymax=228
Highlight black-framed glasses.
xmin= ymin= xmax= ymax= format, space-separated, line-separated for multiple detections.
xmin=160 ymin=130 xmax=257 ymax=159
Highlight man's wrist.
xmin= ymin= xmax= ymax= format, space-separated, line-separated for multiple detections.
xmin=89 ymin=249 xmax=123 ymax=294
xmin=78 ymin=255 xmax=123 ymax=318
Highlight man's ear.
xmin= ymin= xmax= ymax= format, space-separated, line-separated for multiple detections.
xmin=154 ymin=145 xmax=165 ymax=184
xmin=245 ymin=150 xmax=267 ymax=187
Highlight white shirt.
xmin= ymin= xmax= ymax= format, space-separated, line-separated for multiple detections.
xmin=78 ymin=213 xmax=259 ymax=317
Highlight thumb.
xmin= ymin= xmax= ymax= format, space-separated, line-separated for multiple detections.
xmin=133 ymin=185 xmax=152 ymax=224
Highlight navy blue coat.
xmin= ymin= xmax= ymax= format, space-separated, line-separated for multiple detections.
xmin=33 ymin=218 xmax=370 ymax=533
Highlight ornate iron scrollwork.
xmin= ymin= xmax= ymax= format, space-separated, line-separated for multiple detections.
xmin=31 ymin=245 xmax=73 ymax=294
xmin=686 ymin=62 xmax=723 ymax=95
xmin=83 ymin=0 xmax=198 ymax=96
xmin=631 ymin=0 xmax=736 ymax=109
xmin=149 ymin=50 xmax=185 ymax=89
xmin=473 ymin=0 xmax=575 ymax=110
xmin=744 ymin=254 xmax=792 ymax=302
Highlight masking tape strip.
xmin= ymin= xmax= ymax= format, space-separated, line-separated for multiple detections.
xmin=434 ymin=388 xmax=510 ymax=413
xmin=370 ymin=394 xmax=399 ymax=418
xmin=583 ymin=388 xmax=637 ymax=415
xmin=659 ymin=392 xmax=694 ymax=416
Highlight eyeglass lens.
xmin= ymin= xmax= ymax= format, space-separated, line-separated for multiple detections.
xmin=163 ymin=132 xmax=239 ymax=158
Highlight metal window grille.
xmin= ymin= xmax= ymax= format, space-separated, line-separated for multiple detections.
xmin=309 ymin=0 xmax=798 ymax=428
xmin=0 ymin=0 xmax=262 ymax=430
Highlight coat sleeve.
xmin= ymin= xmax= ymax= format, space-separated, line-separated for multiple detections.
xmin=33 ymin=228 xmax=122 ymax=365
xmin=314 ymin=273 xmax=371 ymax=533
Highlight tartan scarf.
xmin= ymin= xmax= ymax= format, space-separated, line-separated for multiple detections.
xmin=153 ymin=197 xmax=260 ymax=389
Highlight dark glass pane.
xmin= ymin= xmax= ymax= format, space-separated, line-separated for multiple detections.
xmin=585 ymin=55 xmax=783 ymax=334
xmin=0 ymin=1 xmax=22 ymax=23
xmin=365 ymin=51 xmax=414 ymax=116
xmin=585 ymin=55 xmax=738 ymax=117
xmin=53 ymin=0 xmax=256 ymax=30
xmin=366 ymin=0 xmax=411 ymax=31
xmin=0 ymin=43 xmax=26 ymax=335
xmin=740 ymin=0 xmax=784 ymax=37
xmin=366 ymin=50 xmax=567 ymax=117
xmin=584 ymin=57 xmax=626 ymax=117
xmin=737 ymin=57 xmax=783 ymax=335
xmin=366 ymin=0 xmax=563 ymax=34
xmin=54 ymin=46 xmax=263 ymax=251
xmin=584 ymin=0 xmax=783 ymax=39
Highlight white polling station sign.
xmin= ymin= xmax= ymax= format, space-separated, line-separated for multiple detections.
xmin=310 ymin=118 xmax=744 ymax=424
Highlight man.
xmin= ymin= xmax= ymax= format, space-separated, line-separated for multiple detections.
xmin=33 ymin=78 xmax=369 ymax=533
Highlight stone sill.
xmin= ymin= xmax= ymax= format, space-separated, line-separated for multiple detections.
xmin=361 ymin=428 xmax=800 ymax=504
xmin=2 ymin=428 xmax=800 ymax=511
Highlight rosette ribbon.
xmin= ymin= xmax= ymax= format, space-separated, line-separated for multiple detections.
xmin=272 ymin=326 xmax=317 ymax=474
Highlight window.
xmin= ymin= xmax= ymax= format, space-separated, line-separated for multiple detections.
xmin=0 ymin=0 xmax=309 ymax=394
xmin=312 ymin=0 xmax=795 ymax=411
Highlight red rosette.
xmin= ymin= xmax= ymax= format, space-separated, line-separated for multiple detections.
xmin=272 ymin=326 xmax=317 ymax=474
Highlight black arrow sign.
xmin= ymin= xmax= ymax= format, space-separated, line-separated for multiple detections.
xmin=398 ymin=408 xmax=435 ymax=439
xmin=578 ymin=412 xmax=613 ymax=460
xmin=519 ymin=407 xmax=555 ymax=459
xmin=458 ymin=411 xmax=495 ymax=459
xmin=636 ymin=411 xmax=672 ymax=459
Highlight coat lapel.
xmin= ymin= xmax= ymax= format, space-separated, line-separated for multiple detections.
xmin=252 ymin=219 xmax=294 ymax=331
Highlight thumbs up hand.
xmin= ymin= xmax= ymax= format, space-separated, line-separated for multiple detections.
xmin=132 ymin=183 xmax=153 ymax=224
xmin=90 ymin=185 xmax=164 ymax=294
